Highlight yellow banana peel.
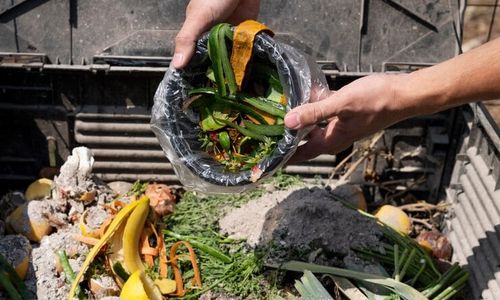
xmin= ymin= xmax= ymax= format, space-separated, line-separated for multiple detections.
xmin=123 ymin=197 xmax=150 ymax=274
xmin=68 ymin=197 xmax=146 ymax=300
xmin=120 ymin=270 xmax=148 ymax=300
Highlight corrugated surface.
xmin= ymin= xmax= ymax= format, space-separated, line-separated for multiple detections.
xmin=445 ymin=105 xmax=500 ymax=300
xmin=74 ymin=108 xmax=337 ymax=183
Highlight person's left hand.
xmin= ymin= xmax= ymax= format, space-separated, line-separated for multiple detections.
xmin=284 ymin=74 xmax=412 ymax=163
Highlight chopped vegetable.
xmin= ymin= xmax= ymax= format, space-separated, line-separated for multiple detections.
xmin=230 ymin=20 xmax=274 ymax=89
xmin=169 ymin=241 xmax=202 ymax=296
xmin=24 ymin=178 xmax=52 ymax=201
xmin=294 ymin=270 xmax=333 ymax=300
xmin=271 ymin=260 xmax=427 ymax=300
xmin=0 ymin=271 xmax=21 ymax=300
xmin=185 ymin=21 xmax=287 ymax=172
xmin=68 ymin=197 xmax=144 ymax=300
xmin=374 ymin=205 xmax=412 ymax=234
xmin=164 ymin=230 xmax=232 ymax=264
xmin=57 ymin=250 xmax=85 ymax=300
xmin=416 ymin=231 xmax=453 ymax=261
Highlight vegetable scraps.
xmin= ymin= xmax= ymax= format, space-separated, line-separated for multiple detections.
xmin=185 ymin=20 xmax=287 ymax=174
xmin=68 ymin=186 xmax=203 ymax=300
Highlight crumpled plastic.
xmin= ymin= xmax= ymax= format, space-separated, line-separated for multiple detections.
xmin=151 ymin=30 xmax=328 ymax=193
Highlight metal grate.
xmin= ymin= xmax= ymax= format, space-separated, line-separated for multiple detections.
xmin=445 ymin=104 xmax=500 ymax=299
xmin=74 ymin=107 xmax=338 ymax=184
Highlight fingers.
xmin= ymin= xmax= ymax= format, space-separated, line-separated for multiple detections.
xmin=173 ymin=12 xmax=211 ymax=69
xmin=287 ymin=120 xmax=353 ymax=164
xmin=284 ymin=92 xmax=340 ymax=130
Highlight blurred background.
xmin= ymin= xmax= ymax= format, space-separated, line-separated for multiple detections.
xmin=463 ymin=0 xmax=500 ymax=124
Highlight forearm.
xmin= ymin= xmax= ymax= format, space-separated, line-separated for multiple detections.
xmin=397 ymin=38 xmax=500 ymax=118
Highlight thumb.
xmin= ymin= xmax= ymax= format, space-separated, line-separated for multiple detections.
xmin=172 ymin=14 xmax=211 ymax=69
xmin=284 ymin=94 xmax=339 ymax=129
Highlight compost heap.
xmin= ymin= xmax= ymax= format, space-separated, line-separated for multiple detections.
xmin=0 ymin=144 xmax=466 ymax=299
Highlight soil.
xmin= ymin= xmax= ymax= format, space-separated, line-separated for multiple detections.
xmin=219 ymin=185 xmax=382 ymax=267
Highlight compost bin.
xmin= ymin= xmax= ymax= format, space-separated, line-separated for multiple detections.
xmin=0 ymin=0 xmax=499 ymax=299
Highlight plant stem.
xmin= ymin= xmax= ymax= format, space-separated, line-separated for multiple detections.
xmin=0 ymin=271 xmax=21 ymax=300
xmin=57 ymin=250 xmax=86 ymax=300
xmin=432 ymin=271 xmax=469 ymax=300
xmin=399 ymin=248 xmax=417 ymax=281
xmin=0 ymin=253 xmax=33 ymax=299
xmin=409 ymin=260 xmax=427 ymax=286
xmin=392 ymin=244 xmax=400 ymax=279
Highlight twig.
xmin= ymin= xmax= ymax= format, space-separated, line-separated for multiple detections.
xmin=333 ymin=131 xmax=385 ymax=187
xmin=410 ymin=217 xmax=433 ymax=230
xmin=326 ymin=148 xmax=359 ymax=185
xmin=398 ymin=202 xmax=449 ymax=212
xmin=384 ymin=176 xmax=426 ymax=202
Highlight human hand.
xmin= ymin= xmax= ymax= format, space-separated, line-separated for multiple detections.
xmin=172 ymin=0 xmax=260 ymax=68
xmin=284 ymin=74 xmax=412 ymax=163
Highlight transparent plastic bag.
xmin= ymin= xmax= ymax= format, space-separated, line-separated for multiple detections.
xmin=151 ymin=30 xmax=328 ymax=193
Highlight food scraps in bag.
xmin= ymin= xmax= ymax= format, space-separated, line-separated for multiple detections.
xmin=184 ymin=20 xmax=288 ymax=172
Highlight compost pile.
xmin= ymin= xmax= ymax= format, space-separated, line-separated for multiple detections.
xmin=0 ymin=146 xmax=469 ymax=300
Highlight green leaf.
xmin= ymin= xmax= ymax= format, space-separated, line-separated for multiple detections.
xmin=200 ymin=105 xmax=225 ymax=131
xmin=240 ymin=96 xmax=286 ymax=118
xmin=242 ymin=120 xmax=284 ymax=136
xmin=268 ymin=261 xmax=428 ymax=300
xmin=208 ymin=23 xmax=237 ymax=97
xmin=266 ymin=85 xmax=284 ymax=103
xmin=294 ymin=270 xmax=333 ymax=300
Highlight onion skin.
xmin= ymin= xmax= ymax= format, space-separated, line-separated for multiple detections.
xmin=416 ymin=231 xmax=453 ymax=261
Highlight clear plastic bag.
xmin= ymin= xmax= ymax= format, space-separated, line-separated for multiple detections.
xmin=151 ymin=30 xmax=328 ymax=193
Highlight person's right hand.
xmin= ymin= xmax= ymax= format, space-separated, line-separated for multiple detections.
xmin=172 ymin=0 xmax=261 ymax=69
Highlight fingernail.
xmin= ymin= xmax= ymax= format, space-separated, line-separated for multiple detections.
xmin=172 ymin=53 xmax=184 ymax=68
xmin=285 ymin=112 xmax=300 ymax=129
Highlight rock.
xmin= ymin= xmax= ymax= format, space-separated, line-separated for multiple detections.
xmin=54 ymin=147 xmax=95 ymax=199
xmin=0 ymin=191 xmax=26 ymax=220
xmin=90 ymin=276 xmax=120 ymax=298
xmin=0 ymin=234 xmax=32 ymax=280
xmin=0 ymin=220 xmax=5 ymax=236
xmin=108 ymin=181 xmax=133 ymax=195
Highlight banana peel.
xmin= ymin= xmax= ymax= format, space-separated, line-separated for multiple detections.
xmin=120 ymin=270 xmax=148 ymax=300
xmin=70 ymin=191 xmax=203 ymax=299
xmin=123 ymin=198 xmax=150 ymax=274
xmin=68 ymin=197 xmax=145 ymax=300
